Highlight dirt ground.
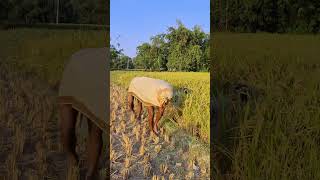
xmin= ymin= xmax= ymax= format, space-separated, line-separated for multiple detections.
xmin=110 ymin=84 xmax=210 ymax=180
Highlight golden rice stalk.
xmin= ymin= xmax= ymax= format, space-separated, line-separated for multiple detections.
xmin=153 ymin=136 xmax=160 ymax=144
xmin=121 ymin=133 xmax=133 ymax=156
xmin=110 ymin=149 xmax=117 ymax=162
xmin=135 ymin=130 xmax=140 ymax=142
xmin=149 ymin=131 xmax=155 ymax=141
xmin=139 ymin=143 xmax=145 ymax=156
xmin=121 ymin=167 xmax=130 ymax=180
xmin=187 ymin=159 xmax=195 ymax=170
xmin=135 ymin=124 xmax=141 ymax=141
xmin=160 ymin=127 xmax=165 ymax=136
xmin=143 ymin=153 xmax=150 ymax=165
xmin=121 ymin=113 xmax=126 ymax=123
xmin=111 ymin=110 xmax=116 ymax=121
xmin=152 ymin=175 xmax=160 ymax=180
xmin=121 ymin=106 xmax=126 ymax=114
xmin=164 ymin=134 xmax=170 ymax=143
xmin=115 ymin=125 xmax=122 ymax=134
xmin=199 ymin=161 xmax=207 ymax=175
xmin=114 ymin=100 xmax=119 ymax=110
xmin=132 ymin=126 xmax=138 ymax=135
xmin=126 ymin=144 xmax=132 ymax=156
xmin=132 ymin=125 xmax=141 ymax=142
xmin=160 ymin=163 xmax=168 ymax=174
xmin=154 ymin=145 xmax=162 ymax=154
xmin=141 ymin=135 xmax=146 ymax=145
xmin=124 ymin=144 xmax=132 ymax=156
xmin=121 ymin=134 xmax=130 ymax=147
xmin=124 ymin=157 xmax=131 ymax=168
xmin=143 ymin=163 xmax=152 ymax=177
xmin=130 ymin=113 xmax=135 ymax=123
xmin=121 ymin=115 xmax=127 ymax=123
xmin=201 ymin=167 xmax=207 ymax=176
xmin=120 ymin=120 xmax=126 ymax=131
xmin=185 ymin=171 xmax=194 ymax=180
xmin=169 ymin=173 xmax=175 ymax=180
xmin=160 ymin=176 xmax=165 ymax=180
xmin=142 ymin=125 xmax=147 ymax=136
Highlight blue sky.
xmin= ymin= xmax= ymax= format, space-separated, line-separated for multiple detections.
xmin=111 ymin=0 xmax=209 ymax=58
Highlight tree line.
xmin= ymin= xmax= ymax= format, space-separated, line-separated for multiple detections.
xmin=110 ymin=43 xmax=134 ymax=70
xmin=212 ymin=0 xmax=320 ymax=33
xmin=0 ymin=0 xmax=107 ymax=24
xmin=111 ymin=21 xmax=210 ymax=72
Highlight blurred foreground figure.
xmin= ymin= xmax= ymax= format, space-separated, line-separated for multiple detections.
xmin=58 ymin=48 xmax=108 ymax=180
xmin=127 ymin=77 xmax=173 ymax=135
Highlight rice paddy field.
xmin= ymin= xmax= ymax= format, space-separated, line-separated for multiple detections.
xmin=111 ymin=71 xmax=210 ymax=142
xmin=0 ymin=28 xmax=210 ymax=179
xmin=0 ymin=28 xmax=106 ymax=87
xmin=2 ymin=28 xmax=319 ymax=179
xmin=212 ymin=33 xmax=320 ymax=179
xmin=0 ymin=29 xmax=108 ymax=179
xmin=110 ymin=71 xmax=210 ymax=179
xmin=110 ymin=83 xmax=210 ymax=179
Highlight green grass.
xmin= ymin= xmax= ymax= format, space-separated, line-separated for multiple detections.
xmin=212 ymin=33 xmax=320 ymax=179
xmin=0 ymin=28 xmax=106 ymax=86
xmin=111 ymin=71 xmax=210 ymax=142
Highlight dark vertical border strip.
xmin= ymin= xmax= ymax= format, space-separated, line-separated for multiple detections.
xmin=106 ymin=0 xmax=111 ymax=178
xmin=210 ymin=0 xmax=215 ymax=179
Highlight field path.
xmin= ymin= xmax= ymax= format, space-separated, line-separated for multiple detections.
xmin=110 ymin=84 xmax=209 ymax=180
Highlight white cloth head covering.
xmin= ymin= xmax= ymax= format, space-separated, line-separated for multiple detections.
xmin=128 ymin=77 xmax=173 ymax=107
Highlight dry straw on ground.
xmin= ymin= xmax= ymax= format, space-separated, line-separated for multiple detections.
xmin=110 ymin=84 xmax=209 ymax=179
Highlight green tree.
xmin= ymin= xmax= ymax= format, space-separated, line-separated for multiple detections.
xmin=0 ymin=0 xmax=107 ymax=24
xmin=134 ymin=43 xmax=154 ymax=70
xmin=211 ymin=0 xmax=320 ymax=33
xmin=110 ymin=43 xmax=133 ymax=70
xmin=135 ymin=20 xmax=210 ymax=72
